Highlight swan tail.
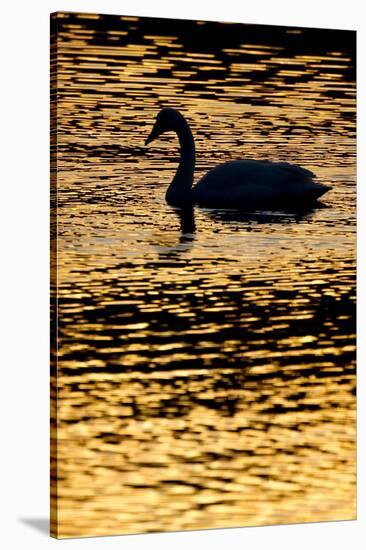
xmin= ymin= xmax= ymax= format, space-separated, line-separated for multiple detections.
xmin=284 ymin=181 xmax=332 ymax=203
xmin=312 ymin=183 xmax=332 ymax=199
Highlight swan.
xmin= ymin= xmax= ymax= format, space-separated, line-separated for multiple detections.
xmin=145 ymin=108 xmax=331 ymax=209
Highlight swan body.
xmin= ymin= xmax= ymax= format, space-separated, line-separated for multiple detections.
xmin=145 ymin=108 xmax=331 ymax=209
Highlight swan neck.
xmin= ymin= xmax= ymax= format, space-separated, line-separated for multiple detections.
xmin=166 ymin=118 xmax=195 ymax=206
xmin=176 ymin=119 xmax=195 ymax=180
xmin=178 ymin=121 xmax=195 ymax=162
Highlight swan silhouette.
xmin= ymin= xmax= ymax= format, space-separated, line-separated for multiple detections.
xmin=145 ymin=108 xmax=331 ymax=209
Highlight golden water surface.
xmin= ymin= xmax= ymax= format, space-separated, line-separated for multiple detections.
xmin=51 ymin=12 xmax=356 ymax=538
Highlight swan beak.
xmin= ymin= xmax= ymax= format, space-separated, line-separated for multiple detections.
xmin=145 ymin=133 xmax=154 ymax=146
xmin=145 ymin=124 xmax=160 ymax=146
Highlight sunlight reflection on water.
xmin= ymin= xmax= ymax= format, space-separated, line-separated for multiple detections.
xmin=51 ymin=12 xmax=356 ymax=538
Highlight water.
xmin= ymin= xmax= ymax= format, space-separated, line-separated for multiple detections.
xmin=51 ymin=12 xmax=356 ymax=538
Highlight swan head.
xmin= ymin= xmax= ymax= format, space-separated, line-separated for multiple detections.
xmin=145 ymin=108 xmax=185 ymax=145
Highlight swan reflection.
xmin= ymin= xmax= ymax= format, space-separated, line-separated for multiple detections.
xmin=153 ymin=206 xmax=196 ymax=259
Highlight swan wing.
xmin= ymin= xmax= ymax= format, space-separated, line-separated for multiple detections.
xmin=195 ymin=160 xmax=315 ymax=191
xmin=192 ymin=160 xmax=330 ymax=207
xmin=272 ymin=161 xmax=316 ymax=180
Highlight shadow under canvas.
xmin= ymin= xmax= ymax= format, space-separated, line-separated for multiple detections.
xmin=19 ymin=518 xmax=49 ymax=536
